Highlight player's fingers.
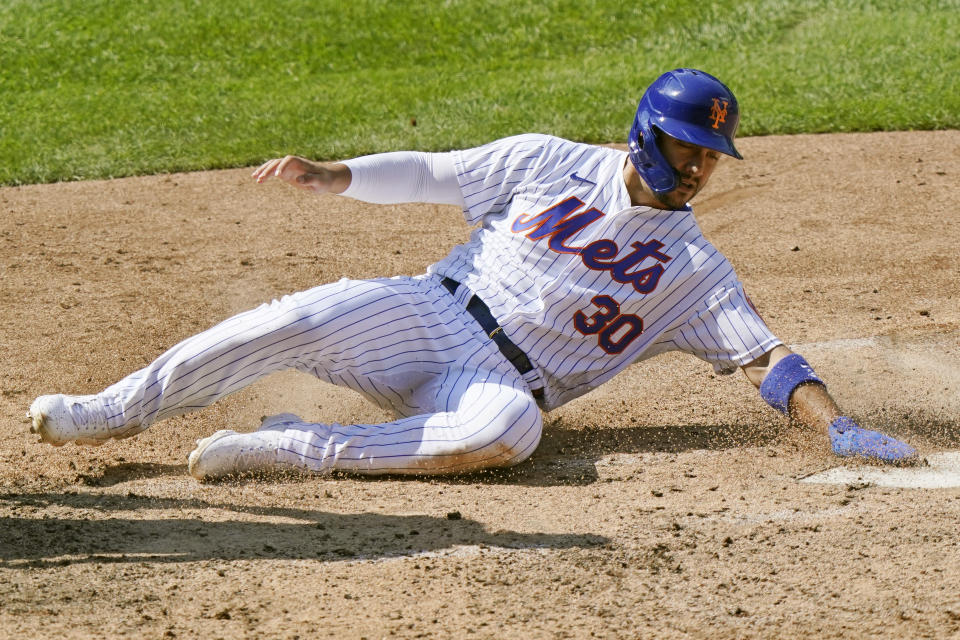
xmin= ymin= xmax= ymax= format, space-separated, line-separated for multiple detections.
xmin=252 ymin=155 xmax=319 ymax=189
xmin=275 ymin=157 xmax=320 ymax=188
xmin=252 ymin=158 xmax=283 ymax=182
xmin=251 ymin=158 xmax=280 ymax=177
xmin=273 ymin=156 xmax=300 ymax=179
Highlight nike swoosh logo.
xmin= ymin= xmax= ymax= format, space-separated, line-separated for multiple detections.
xmin=570 ymin=172 xmax=596 ymax=186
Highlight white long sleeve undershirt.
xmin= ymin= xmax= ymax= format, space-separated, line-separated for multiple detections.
xmin=340 ymin=151 xmax=465 ymax=207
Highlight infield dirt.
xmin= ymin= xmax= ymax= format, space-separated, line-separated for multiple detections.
xmin=1 ymin=131 xmax=958 ymax=639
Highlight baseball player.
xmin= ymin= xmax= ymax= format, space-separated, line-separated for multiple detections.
xmin=27 ymin=69 xmax=916 ymax=480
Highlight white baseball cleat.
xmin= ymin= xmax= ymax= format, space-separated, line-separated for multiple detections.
xmin=27 ymin=394 xmax=113 ymax=446
xmin=187 ymin=429 xmax=285 ymax=481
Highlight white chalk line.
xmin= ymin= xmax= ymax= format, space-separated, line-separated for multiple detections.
xmin=345 ymin=543 xmax=554 ymax=566
xmin=720 ymin=505 xmax=856 ymax=526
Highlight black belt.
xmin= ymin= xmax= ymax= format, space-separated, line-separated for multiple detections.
xmin=441 ymin=277 xmax=543 ymax=399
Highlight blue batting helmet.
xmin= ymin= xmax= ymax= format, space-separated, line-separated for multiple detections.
xmin=628 ymin=68 xmax=743 ymax=194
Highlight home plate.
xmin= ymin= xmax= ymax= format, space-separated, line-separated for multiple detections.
xmin=800 ymin=451 xmax=960 ymax=489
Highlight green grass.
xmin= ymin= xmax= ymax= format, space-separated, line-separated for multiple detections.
xmin=0 ymin=0 xmax=957 ymax=185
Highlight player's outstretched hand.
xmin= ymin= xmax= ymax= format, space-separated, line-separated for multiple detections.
xmin=251 ymin=156 xmax=349 ymax=195
xmin=828 ymin=416 xmax=917 ymax=464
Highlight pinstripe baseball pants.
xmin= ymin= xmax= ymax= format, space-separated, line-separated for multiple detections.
xmin=96 ymin=275 xmax=543 ymax=474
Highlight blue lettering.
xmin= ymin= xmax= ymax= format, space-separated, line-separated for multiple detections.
xmin=619 ymin=265 xmax=665 ymax=294
xmin=511 ymin=197 xmax=605 ymax=255
xmin=580 ymin=239 xmax=618 ymax=269
xmin=608 ymin=240 xmax=672 ymax=293
xmin=512 ymin=200 xmax=673 ymax=295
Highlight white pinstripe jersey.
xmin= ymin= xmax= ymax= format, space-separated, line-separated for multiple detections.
xmin=429 ymin=134 xmax=781 ymax=409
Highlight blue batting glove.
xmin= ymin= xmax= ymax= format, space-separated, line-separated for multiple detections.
xmin=828 ymin=416 xmax=917 ymax=463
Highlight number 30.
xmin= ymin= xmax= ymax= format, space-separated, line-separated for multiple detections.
xmin=573 ymin=295 xmax=644 ymax=354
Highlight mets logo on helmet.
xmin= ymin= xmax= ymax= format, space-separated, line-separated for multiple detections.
xmin=709 ymin=98 xmax=728 ymax=129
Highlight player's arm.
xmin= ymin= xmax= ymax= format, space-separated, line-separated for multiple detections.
xmin=252 ymin=152 xmax=465 ymax=207
xmin=741 ymin=346 xmax=917 ymax=463
xmin=741 ymin=345 xmax=840 ymax=427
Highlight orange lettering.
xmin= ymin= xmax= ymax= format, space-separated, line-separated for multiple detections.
xmin=710 ymin=98 xmax=728 ymax=129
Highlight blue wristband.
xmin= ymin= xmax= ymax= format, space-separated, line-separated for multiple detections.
xmin=759 ymin=353 xmax=824 ymax=414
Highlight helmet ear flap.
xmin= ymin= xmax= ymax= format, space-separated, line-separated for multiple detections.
xmin=628 ymin=115 xmax=677 ymax=193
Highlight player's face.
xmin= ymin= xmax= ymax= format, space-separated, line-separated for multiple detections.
xmin=655 ymin=133 xmax=721 ymax=209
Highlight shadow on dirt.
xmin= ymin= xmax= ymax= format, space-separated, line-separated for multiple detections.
xmin=0 ymin=491 xmax=609 ymax=567
xmin=539 ymin=418 xmax=780 ymax=458
xmin=76 ymin=462 xmax=186 ymax=487
xmin=453 ymin=418 xmax=785 ymax=487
